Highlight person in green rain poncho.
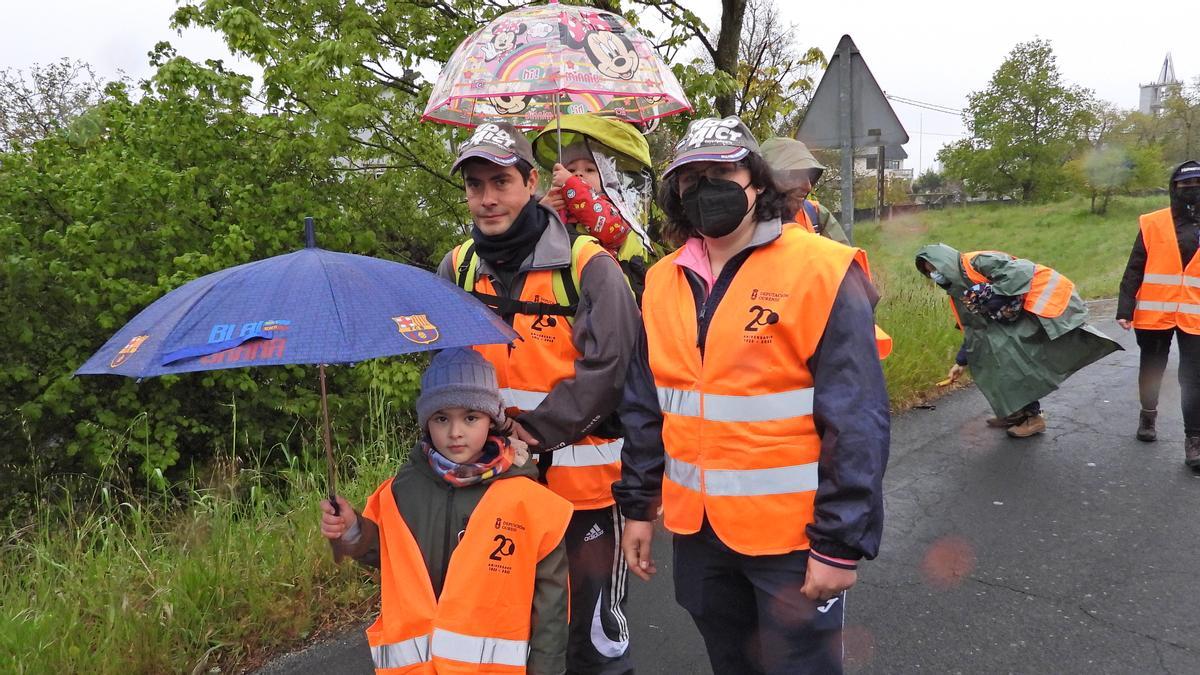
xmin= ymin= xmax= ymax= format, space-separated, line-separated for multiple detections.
xmin=916 ymin=244 xmax=1123 ymax=438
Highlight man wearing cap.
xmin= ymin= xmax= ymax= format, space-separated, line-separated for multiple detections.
xmin=1117 ymin=161 xmax=1200 ymax=467
xmin=760 ymin=137 xmax=850 ymax=244
xmin=436 ymin=122 xmax=641 ymax=673
xmin=615 ymin=116 xmax=889 ymax=674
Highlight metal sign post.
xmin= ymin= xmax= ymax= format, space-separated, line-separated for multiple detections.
xmin=838 ymin=47 xmax=854 ymax=240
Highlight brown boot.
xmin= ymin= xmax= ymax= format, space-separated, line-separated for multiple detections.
xmin=1007 ymin=414 xmax=1046 ymax=438
xmin=1136 ymin=409 xmax=1158 ymax=442
xmin=1186 ymin=437 xmax=1200 ymax=469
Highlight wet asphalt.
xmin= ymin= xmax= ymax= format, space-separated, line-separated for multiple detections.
xmin=256 ymin=310 xmax=1200 ymax=674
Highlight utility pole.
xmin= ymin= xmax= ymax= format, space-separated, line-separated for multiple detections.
xmin=876 ymin=144 xmax=885 ymax=222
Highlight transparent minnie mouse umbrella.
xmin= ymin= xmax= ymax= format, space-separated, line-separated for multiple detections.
xmin=421 ymin=0 xmax=690 ymax=130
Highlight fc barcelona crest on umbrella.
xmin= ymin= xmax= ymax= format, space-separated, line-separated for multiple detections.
xmin=109 ymin=334 xmax=149 ymax=368
xmin=393 ymin=314 xmax=441 ymax=345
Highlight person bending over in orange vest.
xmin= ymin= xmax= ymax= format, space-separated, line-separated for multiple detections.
xmin=1116 ymin=161 xmax=1200 ymax=467
xmin=320 ymin=348 xmax=573 ymax=674
xmin=917 ymin=245 xmax=1121 ymax=439
xmin=615 ymin=116 xmax=890 ymax=675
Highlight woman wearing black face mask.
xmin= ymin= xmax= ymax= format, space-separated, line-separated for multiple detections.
xmin=611 ymin=116 xmax=891 ymax=675
xmin=1117 ymin=161 xmax=1200 ymax=468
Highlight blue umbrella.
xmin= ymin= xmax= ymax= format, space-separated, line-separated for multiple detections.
xmin=77 ymin=218 xmax=517 ymax=509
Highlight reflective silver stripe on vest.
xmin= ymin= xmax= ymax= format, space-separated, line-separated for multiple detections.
xmin=1030 ymin=271 xmax=1063 ymax=315
xmin=550 ymin=439 xmax=623 ymax=467
xmin=1143 ymin=273 xmax=1183 ymax=285
xmin=1141 ymin=273 xmax=1200 ymax=288
xmin=1137 ymin=300 xmax=1178 ymax=312
xmin=657 ymin=387 xmax=814 ymax=422
xmin=431 ymin=628 xmax=527 ymax=667
xmin=705 ymin=388 xmax=814 ymax=422
xmin=665 ymin=455 xmax=701 ymax=491
xmin=1138 ymin=301 xmax=1200 ymax=315
xmin=500 ymin=387 xmax=547 ymax=411
xmin=657 ymin=387 xmax=700 ymax=417
xmin=665 ymin=455 xmax=818 ymax=496
xmin=371 ymin=635 xmax=431 ymax=669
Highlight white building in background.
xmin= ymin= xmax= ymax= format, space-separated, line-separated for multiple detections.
xmin=853 ymin=145 xmax=912 ymax=180
xmin=1140 ymin=53 xmax=1181 ymax=116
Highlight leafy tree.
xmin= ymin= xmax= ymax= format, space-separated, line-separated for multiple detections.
xmin=913 ymin=168 xmax=946 ymax=194
xmin=0 ymin=49 xmax=427 ymax=493
xmin=0 ymin=59 xmax=106 ymax=152
xmin=1145 ymin=78 xmax=1200 ymax=167
xmin=731 ymin=0 xmax=825 ymax=139
xmin=1067 ymin=103 xmax=1164 ymax=213
xmin=937 ymin=39 xmax=1095 ymax=201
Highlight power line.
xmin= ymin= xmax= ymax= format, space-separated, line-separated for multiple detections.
xmin=887 ymin=93 xmax=961 ymax=114
xmin=885 ymin=93 xmax=963 ymax=116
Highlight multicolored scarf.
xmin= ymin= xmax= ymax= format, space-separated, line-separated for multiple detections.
xmin=424 ymin=435 xmax=519 ymax=487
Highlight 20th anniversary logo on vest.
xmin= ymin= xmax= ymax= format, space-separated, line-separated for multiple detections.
xmin=487 ymin=516 xmax=526 ymax=575
xmin=745 ymin=288 xmax=788 ymax=344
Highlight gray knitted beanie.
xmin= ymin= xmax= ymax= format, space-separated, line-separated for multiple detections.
xmin=416 ymin=348 xmax=505 ymax=431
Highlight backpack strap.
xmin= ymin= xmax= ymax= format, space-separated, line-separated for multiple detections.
xmin=454 ymin=240 xmax=480 ymax=293
xmin=456 ymin=238 xmax=579 ymax=320
xmin=802 ymin=200 xmax=821 ymax=233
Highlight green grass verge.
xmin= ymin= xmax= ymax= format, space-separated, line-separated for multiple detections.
xmin=1 ymin=196 xmax=1167 ymax=672
xmin=1 ymin=393 xmax=408 ymax=674
xmin=856 ymin=195 xmax=1165 ymax=407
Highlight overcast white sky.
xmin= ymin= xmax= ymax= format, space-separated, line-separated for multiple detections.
xmin=1 ymin=0 xmax=1190 ymax=174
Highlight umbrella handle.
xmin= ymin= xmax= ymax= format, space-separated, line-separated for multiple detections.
xmin=319 ymin=364 xmax=340 ymax=516
xmin=555 ymin=92 xmax=562 ymax=164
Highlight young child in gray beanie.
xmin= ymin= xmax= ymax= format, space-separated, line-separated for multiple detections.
xmin=318 ymin=348 xmax=572 ymax=673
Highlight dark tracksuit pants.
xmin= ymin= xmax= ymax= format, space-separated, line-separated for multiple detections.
xmin=673 ymin=519 xmax=846 ymax=675
xmin=564 ymin=504 xmax=633 ymax=675
xmin=1135 ymin=328 xmax=1200 ymax=436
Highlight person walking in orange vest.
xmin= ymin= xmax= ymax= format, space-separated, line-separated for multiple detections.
xmin=434 ymin=123 xmax=641 ymax=673
xmin=320 ymin=348 xmax=573 ymax=674
xmin=916 ymin=245 xmax=1121 ymax=438
xmin=614 ymin=116 xmax=890 ymax=675
xmin=1117 ymin=161 xmax=1200 ymax=467
xmin=759 ymin=136 xmax=850 ymax=244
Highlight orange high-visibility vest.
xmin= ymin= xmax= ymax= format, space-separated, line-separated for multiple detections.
xmin=1133 ymin=208 xmax=1200 ymax=334
xmin=960 ymin=251 xmax=1075 ymax=319
xmin=451 ymin=240 xmax=623 ymax=509
xmin=362 ymin=476 xmax=572 ymax=675
xmin=643 ymin=227 xmax=869 ymax=555
xmin=793 ymin=204 xmax=817 ymax=234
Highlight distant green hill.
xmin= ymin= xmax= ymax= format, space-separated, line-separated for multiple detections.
xmin=854 ymin=195 xmax=1166 ymax=407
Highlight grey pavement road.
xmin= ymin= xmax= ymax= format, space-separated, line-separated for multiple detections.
xmin=257 ymin=312 xmax=1200 ymax=674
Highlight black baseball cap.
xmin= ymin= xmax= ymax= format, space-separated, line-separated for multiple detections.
xmin=451 ymin=122 xmax=536 ymax=173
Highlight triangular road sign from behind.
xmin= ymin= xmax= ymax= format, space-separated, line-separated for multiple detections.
xmin=796 ymin=35 xmax=908 ymax=241
xmin=798 ymin=35 xmax=909 ymax=149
